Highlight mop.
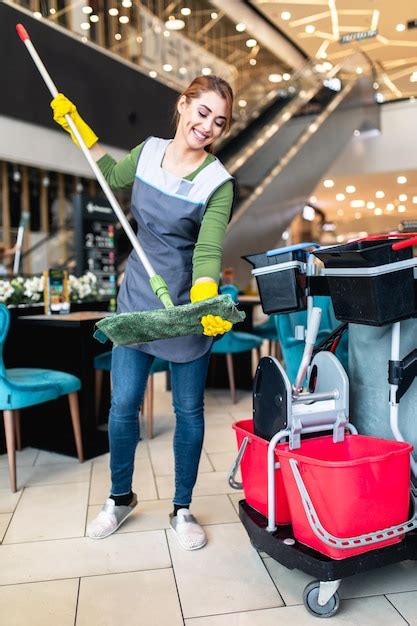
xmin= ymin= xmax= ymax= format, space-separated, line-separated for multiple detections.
xmin=16 ymin=24 xmax=245 ymax=345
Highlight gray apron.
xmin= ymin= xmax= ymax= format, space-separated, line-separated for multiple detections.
xmin=117 ymin=136 xmax=233 ymax=363
xmin=349 ymin=320 xmax=417 ymax=460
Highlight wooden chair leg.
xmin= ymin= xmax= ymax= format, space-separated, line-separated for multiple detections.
xmin=15 ymin=409 xmax=22 ymax=451
xmin=225 ymin=353 xmax=237 ymax=404
xmin=144 ymin=375 xmax=154 ymax=440
xmin=95 ymin=369 xmax=103 ymax=421
xmin=3 ymin=410 xmax=17 ymax=492
xmin=67 ymin=392 xmax=84 ymax=463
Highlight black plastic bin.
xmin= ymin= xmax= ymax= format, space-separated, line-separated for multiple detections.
xmin=314 ymin=238 xmax=417 ymax=326
xmin=243 ymin=243 xmax=318 ymax=315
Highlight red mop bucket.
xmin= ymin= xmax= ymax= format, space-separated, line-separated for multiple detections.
xmin=233 ymin=419 xmax=291 ymax=524
xmin=277 ymin=434 xmax=413 ymax=559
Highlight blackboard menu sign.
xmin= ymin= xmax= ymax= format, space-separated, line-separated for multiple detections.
xmin=73 ymin=194 xmax=117 ymax=300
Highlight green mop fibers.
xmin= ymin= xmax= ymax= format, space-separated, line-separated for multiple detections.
xmin=94 ymin=294 xmax=246 ymax=346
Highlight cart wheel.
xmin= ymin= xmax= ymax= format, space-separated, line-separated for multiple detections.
xmin=303 ymin=581 xmax=340 ymax=618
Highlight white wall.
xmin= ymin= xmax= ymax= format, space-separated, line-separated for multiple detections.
xmin=327 ymin=100 xmax=417 ymax=177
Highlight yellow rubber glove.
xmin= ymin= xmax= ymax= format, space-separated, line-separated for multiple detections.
xmin=50 ymin=93 xmax=98 ymax=149
xmin=190 ymin=281 xmax=233 ymax=337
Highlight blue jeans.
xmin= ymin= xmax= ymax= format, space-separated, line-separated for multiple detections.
xmin=108 ymin=346 xmax=211 ymax=506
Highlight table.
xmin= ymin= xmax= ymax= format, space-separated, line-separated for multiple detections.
xmin=2 ymin=311 xmax=112 ymax=459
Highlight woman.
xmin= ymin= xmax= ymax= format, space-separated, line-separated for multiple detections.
xmin=51 ymin=75 xmax=235 ymax=550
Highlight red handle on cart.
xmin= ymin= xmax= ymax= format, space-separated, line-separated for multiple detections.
xmin=353 ymin=232 xmax=417 ymax=251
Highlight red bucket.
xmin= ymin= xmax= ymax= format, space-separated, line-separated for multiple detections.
xmin=277 ymin=434 xmax=412 ymax=559
xmin=233 ymin=419 xmax=291 ymax=525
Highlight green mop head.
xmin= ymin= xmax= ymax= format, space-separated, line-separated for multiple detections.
xmin=94 ymin=294 xmax=246 ymax=346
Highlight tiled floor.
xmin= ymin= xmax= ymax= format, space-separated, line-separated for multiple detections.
xmin=0 ymin=375 xmax=416 ymax=625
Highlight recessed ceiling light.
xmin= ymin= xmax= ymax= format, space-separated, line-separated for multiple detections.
xmin=179 ymin=67 xmax=187 ymax=75
xmin=410 ymin=72 xmax=417 ymax=83
xmin=211 ymin=12 xmax=218 ymax=19
xmin=165 ymin=17 xmax=185 ymax=30
xmin=163 ymin=64 xmax=173 ymax=72
xmin=396 ymin=23 xmax=406 ymax=32
xmin=399 ymin=193 xmax=408 ymax=201
xmin=376 ymin=93 xmax=385 ymax=103
xmin=310 ymin=196 xmax=317 ymax=203
xmin=114 ymin=33 xmax=121 ymax=40
xmin=336 ymin=193 xmax=345 ymax=201
xmin=33 ymin=11 xmax=42 ymax=18
xmin=398 ymin=205 xmax=407 ymax=212
xmin=181 ymin=7 xmax=191 ymax=16
xmin=250 ymin=59 xmax=257 ymax=66
xmin=90 ymin=14 xmax=99 ymax=22
xmin=373 ymin=82 xmax=379 ymax=89
xmin=281 ymin=11 xmax=291 ymax=20
xmin=236 ymin=22 xmax=246 ymax=32
xmin=149 ymin=70 xmax=157 ymax=78
xmin=354 ymin=212 xmax=362 ymax=219
xmin=322 ymin=61 xmax=333 ymax=71
xmin=323 ymin=179 xmax=334 ymax=188
xmin=354 ymin=129 xmax=360 ymax=137
xmin=163 ymin=30 xmax=170 ymax=37
xmin=367 ymin=201 xmax=376 ymax=209
xmin=375 ymin=190 xmax=385 ymax=198
xmin=108 ymin=8 xmax=118 ymax=16
xmin=122 ymin=0 xmax=132 ymax=6
xmin=268 ymin=74 xmax=282 ymax=83
xmin=119 ymin=15 xmax=129 ymax=23
xmin=413 ymin=196 xmax=417 ymax=204
xmin=82 ymin=6 xmax=93 ymax=14
xmin=246 ymin=38 xmax=257 ymax=48
xmin=350 ymin=200 xmax=365 ymax=208
xmin=238 ymin=99 xmax=247 ymax=107
xmin=374 ymin=208 xmax=383 ymax=215
xmin=356 ymin=67 xmax=363 ymax=75
xmin=49 ymin=7 xmax=56 ymax=14
xmin=386 ymin=203 xmax=395 ymax=211
xmin=202 ymin=67 xmax=212 ymax=75
xmin=283 ymin=73 xmax=291 ymax=81
xmin=346 ymin=185 xmax=356 ymax=193
xmin=305 ymin=25 xmax=315 ymax=33
xmin=81 ymin=36 xmax=88 ymax=43
xmin=337 ymin=209 xmax=344 ymax=217
xmin=80 ymin=22 xmax=91 ymax=30
xmin=397 ymin=175 xmax=407 ymax=184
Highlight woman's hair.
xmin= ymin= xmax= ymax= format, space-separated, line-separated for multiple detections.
xmin=174 ymin=75 xmax=234 ymax=152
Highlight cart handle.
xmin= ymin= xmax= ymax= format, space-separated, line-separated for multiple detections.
xmin=228 ymin=436 xmax=249 ymax=490
xmin=289 ymin=458 xmax=417 ymax=549
xmin=266 ymin=242 xmax=320 ymax=257
xmin=352 ymin=232 xmax=417 ymax=251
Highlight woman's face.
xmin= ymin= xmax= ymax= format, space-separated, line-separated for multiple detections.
xmin=177 ymin=90 xmax=229 ymax=151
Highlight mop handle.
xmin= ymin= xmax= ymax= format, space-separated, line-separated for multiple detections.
xmin=12 ymin=212 xmax=29 ymax=274
xmin=16 ymin=24 xmax=156 ymax=281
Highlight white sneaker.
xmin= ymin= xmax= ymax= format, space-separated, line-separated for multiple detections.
xmin=170 ymin=508 xmax=207 ymax=550
xmin=87 ymin=494 xmax=138 ymax=539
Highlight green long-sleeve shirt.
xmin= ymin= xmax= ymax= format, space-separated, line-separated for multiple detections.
xmin=97 ymin=143 xmax=234 ymax=283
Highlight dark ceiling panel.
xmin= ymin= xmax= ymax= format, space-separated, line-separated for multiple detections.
xmin=0 ymin=3 xmax=179 ymax=150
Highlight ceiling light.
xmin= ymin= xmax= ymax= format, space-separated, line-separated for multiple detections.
xmin=386 ymin=203 xmax=395 ymax=211
xmin=337 ymin=209 xmax=344 ymax=217
xmin=356 ymin=67 xmax=363 ymax=75
xmin=211 ymin=12 xmax=218 ymax=19
xmin=163 ymin=64 xmax=173 ymax=72
xmin=136 ymin=36 xmax=143 ymax=43
xmin=282 ymin=230 xmax=290 ymax=240
xmin=165 ymin=17 xmax=185 ymax=30
xmin=49 ymin=7 xmax=56 ymax=14
xmin=238 ymin=99 xmax=247 ymax=107
xmin=410 ymin=72 xmax=417 ymax=83
xmin=323 ymin=179 xmax=334 ymax=188
xmin=268 ymin=74 xmax=282 ymax=83
xmin=398 ymin=205 xmax=407 ymax=212
xmin=305 ymin=25 xmax=315 ymax=33
xmin=396 ymin=23 xmax=406 ymax=32
xmin=250 ymin=59 xmax=257 ymax=66
xmin=367 ymin=201 xmax=375 ymax=209
xmin=376 ymin=93 xmax=385 ymax=103
xmin=119 ymin=15 xmax=129 ymax=23
xmin=82 ymin=6 xmax=93 ymax=14
xmin=413 ymin=196 xmax=417 ymax=204
xmin=354 ymin=129 xmax=360 ymax=137
xmin=236 ymin=22 xmax=246 ymax=32
xmin=373 ymin=82 xmax=379 ymax=89
xmin=108 ymin=8 xmax=118 ymax=16
xmin=310 ymin=196 xmax=317 ymax=203
xmin=281 ymin=11 xmax=291 ymax=20
xmin=397 ymin=175 xmax=407 ymax=184
xmin=179 ymin=67 xmax=187 ymax=75
xmin=303 ymin=205 xmax=316 ymax=221
xmin=149 ymin=70 xmax=157 ymax=78
xmin=283 ymin=73 xmax=291 ymax=81
xmin=375 ymin=190 xmax=384 ymax=198
xmin=181 ymin=7 xmax=191 ymax=16
xmin=114 ymin=33 xmax=121 ymax=40
xmin=336 ymin=193 xmax=345 ymax=201
xmin=346 ymin=185 xmax=356 ymax=193
xmin=354 ymin=212 xmax=362 ymax=219
xmin=322 ymin=61 xmax=333 ymax=71
xmin=246 ymin=39 xmax=257 ymax=48
xmin=374 ymin=208 xmax=383 ymax=215
xmin=122 ymin=0 xmax=132 ymax=6
xmin=81 ymin=36 xmax=88 ymax=42
xmin=202 ymin=67 xmax=212 ymax=75
xmin=90 ymin=15 xmax=99 ymax=22
xmin=399 ymin=193 xmax=408 ymax=201
xmin=350 ymin=200 xmax=365 ymax=208
xmin=80 ymin=22 xmax=91 ymax=30
xmin=33 ymin=11 xmax=42 ymax=19
xmin=163 ymin=30 xmax=170 ymax=37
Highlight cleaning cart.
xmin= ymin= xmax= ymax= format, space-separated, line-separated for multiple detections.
xmin=230 ymin=238 xmax=417 ymax=617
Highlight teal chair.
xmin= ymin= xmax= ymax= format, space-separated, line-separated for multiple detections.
xmin=211 ymin=285 xmax=263 ymax=403
xmin=94 ymin=351 xmax=170 ymax=439
xmin=0 ymin=304 xmax=83 ymax=492
xmin=252 ymin=315 xmax=281 ymax=358
xmin=274 ymin=296 xmax=348 ymax=384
